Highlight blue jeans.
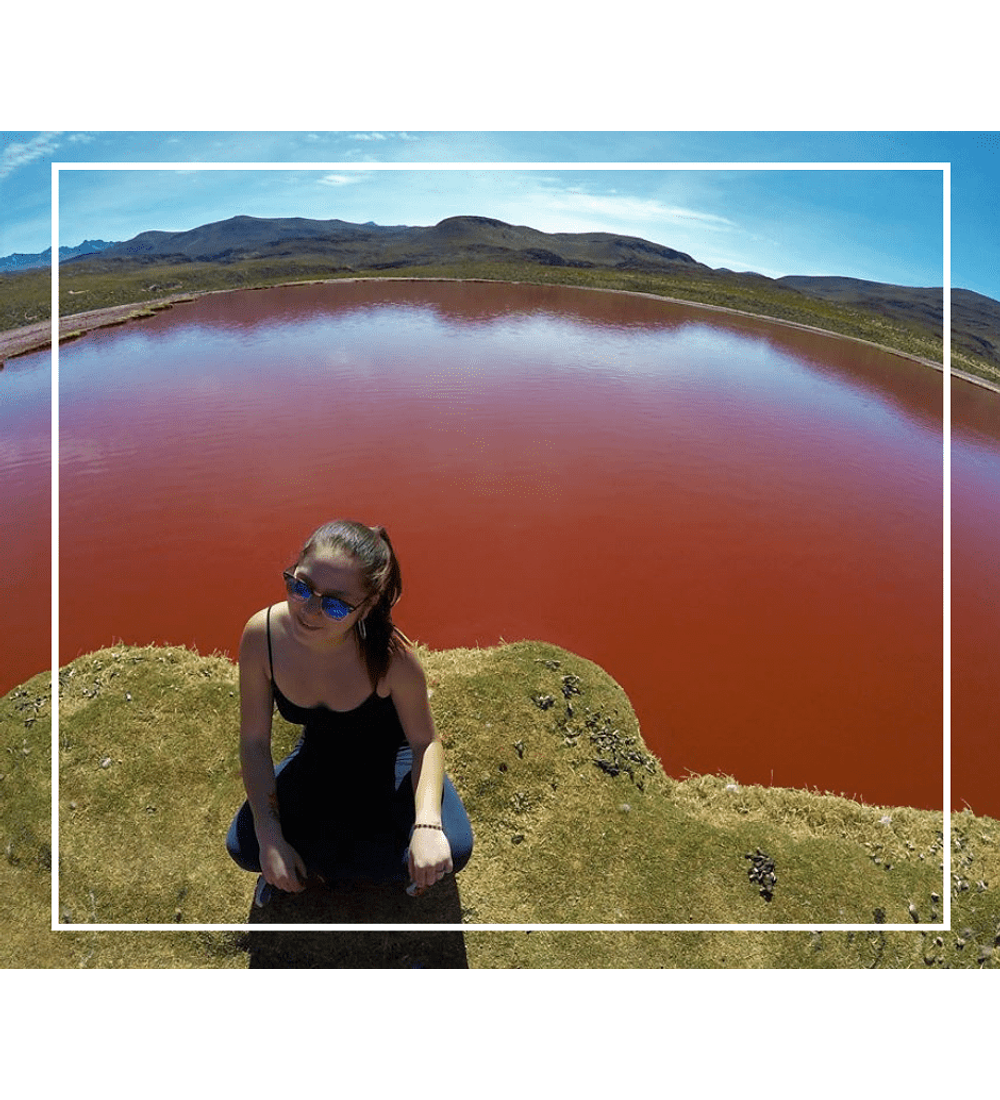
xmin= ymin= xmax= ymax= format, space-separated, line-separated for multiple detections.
xmin=226 ymin=742 xmax=473 ymax=884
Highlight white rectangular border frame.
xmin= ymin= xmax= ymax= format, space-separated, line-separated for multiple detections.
xmin=51 ymin=160 xmax=951 ymax=933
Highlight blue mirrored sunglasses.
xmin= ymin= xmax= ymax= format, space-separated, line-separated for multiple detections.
xmin=283 ymin=571 xmax=360 ymax=621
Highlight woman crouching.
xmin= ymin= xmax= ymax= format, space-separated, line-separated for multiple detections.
xmin=226 ymin=520 xmax=473 ymax=905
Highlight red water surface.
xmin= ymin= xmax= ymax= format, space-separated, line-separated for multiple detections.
xmin=4 ymin=280 xmax=990 ymax=813
xmin=950 ymin=378 xmax=1000 ymax=818
xmin=1 ymin=351 xmax=50 ymax=693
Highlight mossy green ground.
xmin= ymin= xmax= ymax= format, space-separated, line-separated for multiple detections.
xmin=2 ymin=642 xmax=997 ymax=968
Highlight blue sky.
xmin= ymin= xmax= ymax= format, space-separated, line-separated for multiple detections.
xmin=2 ymin=130 xmax=997 ymax=299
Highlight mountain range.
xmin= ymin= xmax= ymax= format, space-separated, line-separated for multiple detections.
xmin=0 ymin=240 xmax=118 ymax=271
xmin=62 ymin=213 xmax=707 ymax=272
xmin=4 ymin=214 xmax=997 ymax=368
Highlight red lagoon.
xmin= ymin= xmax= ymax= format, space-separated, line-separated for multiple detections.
xmin=4 ymin=280 xmax=994 ymax=815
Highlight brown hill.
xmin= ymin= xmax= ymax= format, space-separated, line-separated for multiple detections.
xmin=777 ymin=276 xmax=1000 ymax=370
xmin=90 ymin=214 xmax=708 ymax=275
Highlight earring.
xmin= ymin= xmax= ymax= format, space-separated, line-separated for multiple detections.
xmin=358 ymin=618 xmax=367 ymax=641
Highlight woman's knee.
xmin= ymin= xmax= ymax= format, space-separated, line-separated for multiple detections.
xmin=441 ymin=781 xmax=474 ymax=872
xmin=226 ymin=803 xmax=261 ymax=872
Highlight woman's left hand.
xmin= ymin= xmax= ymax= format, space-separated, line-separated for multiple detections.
xmin=408 ymin=825 xmax=453 ymax=890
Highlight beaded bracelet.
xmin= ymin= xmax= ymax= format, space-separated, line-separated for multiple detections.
xmin=413 ymin=823 xmax=444 ymax=831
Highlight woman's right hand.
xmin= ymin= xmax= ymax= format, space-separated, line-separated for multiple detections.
xmin=259 ymin=834 xmax=308 ymax=893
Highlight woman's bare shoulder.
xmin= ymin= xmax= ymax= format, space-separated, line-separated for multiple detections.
xmin=386 ymin=643 xmax=428 ymax=693
xmin=384 ymin=644 xmax=435 ymax=746
xmin=238 ymin=608 xmax=279 ymax=735
xmin=239 ymin=605 xmax=281 ymax=658
xmin=391 ymin=638 xmax=423 ymax=670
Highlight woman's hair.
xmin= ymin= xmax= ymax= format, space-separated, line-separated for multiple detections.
xmin=296 ymin=519 xmax=408 ymax=687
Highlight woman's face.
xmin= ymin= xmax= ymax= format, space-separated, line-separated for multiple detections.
xmin=287 ymin=548 xmax=370 ymax=646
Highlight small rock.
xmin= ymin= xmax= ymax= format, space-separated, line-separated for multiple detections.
xmin=561 ymin=675 xmax=581 ymax=698
xmin=99 ymin=757 xmax=112 ymax=769
xmin=744 ymin=849 xmax=777 ymax=901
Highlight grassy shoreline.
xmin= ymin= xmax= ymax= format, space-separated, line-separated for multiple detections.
xmin=3 ymin=260 xmax=996 ymax=391
xmin=3 ymin=641 xmax=996 ymax=969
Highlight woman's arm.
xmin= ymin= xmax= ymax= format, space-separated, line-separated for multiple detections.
xmin=389 ymin=647 xmax=453 ymax=889
xmin=238 ymin=610 xmax=307 ymax=892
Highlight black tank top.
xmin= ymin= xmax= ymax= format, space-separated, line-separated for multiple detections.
xmin=266 ymin=606 xmax=407 ymax=816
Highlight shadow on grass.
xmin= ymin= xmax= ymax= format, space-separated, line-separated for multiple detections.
xmin=242 ymin=875 xmax=469 ymax=969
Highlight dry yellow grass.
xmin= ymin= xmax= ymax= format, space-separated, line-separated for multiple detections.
xmin=2 ymin=642 xmax=997 ymax=968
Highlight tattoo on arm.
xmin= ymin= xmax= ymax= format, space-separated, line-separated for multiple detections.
xmin=267 ymin=791 xmax=280 ymax=821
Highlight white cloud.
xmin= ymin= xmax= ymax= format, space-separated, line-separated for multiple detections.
xmin=0 ymin=131 xmax=105 ymax=180
xmin=318 ymin=173 xmax=369 ymax=186
xmin=537 ymin=187 xmax=736 ymax=233
xmin=348 ymin=131 xmax=418 ymax=143
xmin=503 ymin=178 xmax=739 ymax=245
xmin=0 ymin=131 xmax=63 ymax=179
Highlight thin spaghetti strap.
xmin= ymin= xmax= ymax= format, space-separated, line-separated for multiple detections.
xmin=266 ymin=604 xmax=275 ymax=684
